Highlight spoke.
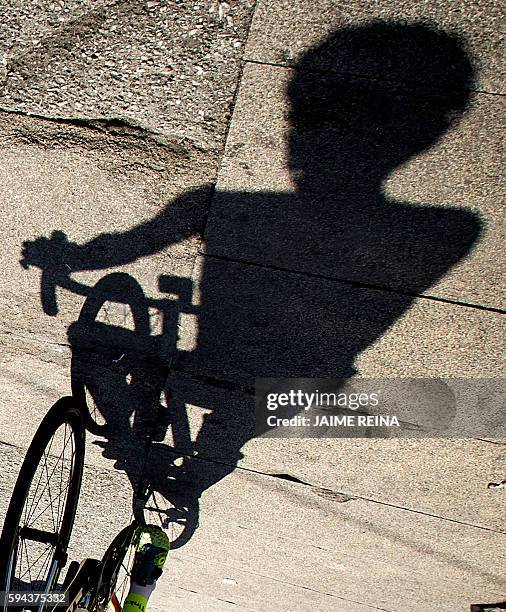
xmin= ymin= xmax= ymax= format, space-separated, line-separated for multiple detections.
xmin=43 ymin=449 xmax=57 ymax=532
xmin=18 ymin=542 xmax=51 ymax=582
xmin=54 ymin=425 xmax=74 ymax=502
xmin=48 ymin=595 xmax=62 ymax=612
xmin=56 ymin=426 xmax=74 ymax=527
xmin=57 ymin=427 xmax=70 ymax=520
xmin=28 ymin=468 xmax=71 ymax=528
xmin=28 ymin=478 xmax=71 ymax=528
xmin=15 ymin=540 xmax=22 ymax=587
xmin=23 ymin=539 xmax=33 ymax=585
xmin=24 ymin=431 xmax=58 ymax=524
xmin=37 ymin=547 xmax=55 ymax=588
xmin=26 ymin=426 xmax=74 ymax=529
xmin=15 ymin=538 xmax=24 ymax=588
xmin=121 ymin=552 xmax=132 ymax=577
xmin=56 ymin=431 xmax=65 ymax=532
xmin=22 ymin=538 xmax=30 ymax=586
xmin=117 ymin=545 xmax=134 ymax=603
xmin=25 ymin=446 xmax=58 ymax=527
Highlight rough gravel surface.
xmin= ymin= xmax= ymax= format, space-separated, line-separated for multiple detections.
xmin=0 ymin=0 xmax=256 ymax=149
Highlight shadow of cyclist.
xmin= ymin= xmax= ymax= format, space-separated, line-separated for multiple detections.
xmin=21 ymin=21 xmax=482 ymax=546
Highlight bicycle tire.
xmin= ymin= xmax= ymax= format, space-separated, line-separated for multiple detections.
xmin=71 ymin=272 xmax=150 ymax=435
xmin=93 ymin=522 xmax=138 ymax=610
xmin=0 ymin=397 xmax=85 ymax=611
xmin=58 ymin=526 xmax=136 ymax=612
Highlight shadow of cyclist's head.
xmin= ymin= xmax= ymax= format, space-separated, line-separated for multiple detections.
xmin=286 ymin=21 xmax=475 ymax=191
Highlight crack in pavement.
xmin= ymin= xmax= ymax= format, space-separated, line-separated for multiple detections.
xmin=0 ymin=329 xmax=503 ymax=536
xmin=200 ymin=252 xmax=506 ymax=315
xmin=241 ymin=57 xmax=506 ymax=98
xmin=0 ymin=105 xmax=194 ymax=153
xmin=142 ymin=443 xmax=506 ymax=535
xmin=0 ymin=340 xmax=503 ymax=537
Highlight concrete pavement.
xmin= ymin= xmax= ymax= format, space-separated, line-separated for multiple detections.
xmin=0 ymin=1 xmax=504 ymax=610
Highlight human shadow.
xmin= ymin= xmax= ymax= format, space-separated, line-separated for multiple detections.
xmin=20 ymin=21 xmax=482 ymax=546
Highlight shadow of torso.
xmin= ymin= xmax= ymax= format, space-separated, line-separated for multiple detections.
xmin=182 ymin=187 xmax=481 ymax=381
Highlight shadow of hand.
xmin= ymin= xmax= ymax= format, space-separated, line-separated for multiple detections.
xmin=20 ymin=230 xmax=70 ymax=270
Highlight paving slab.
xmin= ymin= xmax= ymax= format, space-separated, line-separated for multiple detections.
xmin=150 ymin=371 xmax=506 ymax=533
xmin=1 ymin=287 xmax=503 ymax=610
xmin=0 ymin=0 xmax=256 ymax=148
xmin=245 ymin=0 xmax=505 ymax=93
xmin=141 ymin=454 xmax=506 ymax=611
xmin=0 ymin=111 xmax=215 ymax=346
xmin=176 ymin=257 xmax=504 ymax=383
xmin=0 ymin=2 xmax=504 ymax=610
xmin=2 ymin=438 xmax=504 ymax=610
xmin=204 ymin=63 xmax=505 ymax=308
xmin=0 ymin=335 xmax=153 ymax=490
xmin=2 ymin=332 xmax=503 ymax=533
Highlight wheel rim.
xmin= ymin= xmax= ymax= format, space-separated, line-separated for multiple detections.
xmin=110 ymin=538 xmax=136 ymax=607
xmin=4 ymin=421 xmax=77 ymax=598
xmin=95 ymin=524 xmax=137 ymax=610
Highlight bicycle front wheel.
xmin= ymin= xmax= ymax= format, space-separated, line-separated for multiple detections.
xmin=0 ymin=397 xmax=85 ymax=611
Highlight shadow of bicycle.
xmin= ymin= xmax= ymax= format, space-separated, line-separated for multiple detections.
xmin=67 ymin=271 xmax=209 ymax=548
xmin=21 ymin=21 xmax=483 ymax=553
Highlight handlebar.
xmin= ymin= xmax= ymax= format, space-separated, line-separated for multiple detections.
xmin=20 ymin=230 xmax=70 ymax=316
xmin=21 ymin=231 xmax=197 ymax=318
